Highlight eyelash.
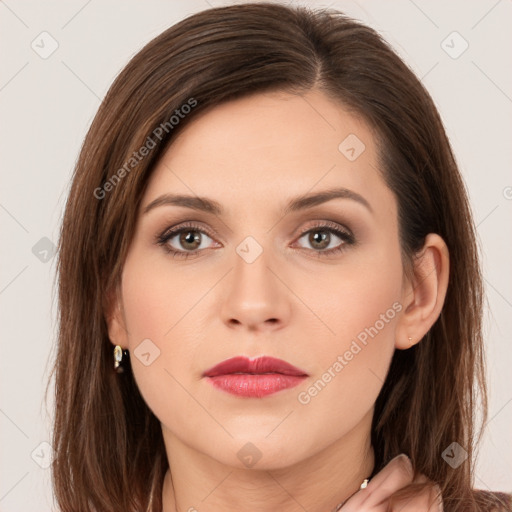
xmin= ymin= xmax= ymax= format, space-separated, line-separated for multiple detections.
xmin=155 ymin=220 xmax=356 ymax=260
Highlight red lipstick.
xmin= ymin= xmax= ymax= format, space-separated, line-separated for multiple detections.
xmin=202 ymin=356 xmax=308 ymax=398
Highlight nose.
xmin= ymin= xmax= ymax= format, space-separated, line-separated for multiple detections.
xmin=220 ymin=246 xmax=291 ymax=333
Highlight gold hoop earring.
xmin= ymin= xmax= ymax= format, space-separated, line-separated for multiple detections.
xmin=114 ymin=345 xmax=129 ymax=373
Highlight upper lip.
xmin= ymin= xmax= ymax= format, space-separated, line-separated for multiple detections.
xmin=202 ymin=356 xmax=308 ymax=377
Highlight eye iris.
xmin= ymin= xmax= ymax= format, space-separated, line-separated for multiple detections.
xmin=310 ymin=230 xmax=330 ymax=250
xmin=180 ymin=230 xmax=201 ymax=250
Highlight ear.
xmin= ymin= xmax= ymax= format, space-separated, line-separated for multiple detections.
xmin=104 ymin=283 xmax=129 ymax=349
xmin=395 ymin=233 xmax=450 ymax=350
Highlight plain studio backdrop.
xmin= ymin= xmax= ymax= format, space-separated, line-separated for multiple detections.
xmin=0 ymin=0 xmax=511 ymax=510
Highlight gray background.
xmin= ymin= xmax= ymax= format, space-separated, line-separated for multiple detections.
xmin=0 ymin=0 xmax=511 ymax=510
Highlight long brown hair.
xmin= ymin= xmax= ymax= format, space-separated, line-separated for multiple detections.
xmin=49 ymin=3 xmax=510 ymax=511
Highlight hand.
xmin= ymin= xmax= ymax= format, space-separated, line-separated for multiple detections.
xmin=339 ymin=454 xmax=443 ymax=511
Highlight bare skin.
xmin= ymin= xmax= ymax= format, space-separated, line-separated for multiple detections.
xmin=106 ymin=89 xmax=449 ymax=512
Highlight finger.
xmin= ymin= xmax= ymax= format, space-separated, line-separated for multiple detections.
xmin=338 ymin=454 xmax=413 ymax=511
xmin=360 ymin=453 xmax=414 ymax=508
xmin=432 ymin=484 xmax=444 ymax=511
xmin=410 ymin=475 xmax=443 ymax=512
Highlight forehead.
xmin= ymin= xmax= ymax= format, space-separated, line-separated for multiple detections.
xmin=142 ymin=89 xmax=394 ymax=221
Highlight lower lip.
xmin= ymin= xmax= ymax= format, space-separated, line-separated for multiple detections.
xmin=205 ymin=374 xmax=307 ymax=398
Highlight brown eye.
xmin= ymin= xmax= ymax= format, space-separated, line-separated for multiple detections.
xmin=155 ymin=222 xmax=219 ymax=259
xmin=164 ymin=228 xmax=214 ymax=253
xmin=177 ymin=230 xmax=203 ymax=251
xmin=307 ymin=230 xmax=332 ymax=250
xmin=296 ymin=226 xmax=353 ymax=253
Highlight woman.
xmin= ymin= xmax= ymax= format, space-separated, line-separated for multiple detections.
xmin=50 ymin=3 xmax=512 ymax=511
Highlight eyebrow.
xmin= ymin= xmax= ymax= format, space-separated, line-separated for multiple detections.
xmin=143 ymin=186 xmax=373 ymax=216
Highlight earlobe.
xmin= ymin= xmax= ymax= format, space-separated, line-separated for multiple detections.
xmin=395 ymin=233 xmax=450 ymax=350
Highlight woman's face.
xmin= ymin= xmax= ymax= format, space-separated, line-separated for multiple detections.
xmin=108 ymin=89 xmax=407 ymax=469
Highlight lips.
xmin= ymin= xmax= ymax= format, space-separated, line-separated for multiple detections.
xmin=203 ymin=356 xmax=309 ymax=398
xmin=202 ymin=356 xmax=308 ymax=378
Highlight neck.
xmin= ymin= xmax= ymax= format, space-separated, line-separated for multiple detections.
xmin=162 ymin=409 xmax=375 ymax=512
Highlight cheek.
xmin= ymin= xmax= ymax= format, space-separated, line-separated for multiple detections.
xmin=120 ymin=245 xmax=209 ymax=344
xmin=295 ymin=243 xmax=402 ymax=410
xmin=300 ymin=240 xmax=402 ymax=351
xmin=119 ymin=248 xmax=214 ymax=423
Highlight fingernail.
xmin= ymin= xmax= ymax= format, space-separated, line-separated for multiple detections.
xmin=391 ymin=453 xmax=411 ymax=463
xmin=390 ymin=453 xmax=413 ymax=471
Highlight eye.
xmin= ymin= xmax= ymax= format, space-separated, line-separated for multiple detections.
xmin=155 ymin=222 xmax=219 ymax=259
xmin=293 ymin=221 xmax=355 ymax=256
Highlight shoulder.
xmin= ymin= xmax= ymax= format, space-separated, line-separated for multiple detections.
xmin=472 ymin=489 xmax=512 ymax=511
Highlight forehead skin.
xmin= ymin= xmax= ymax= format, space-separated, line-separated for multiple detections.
xmin=141 ymin=89 xmax=396 ymax=237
